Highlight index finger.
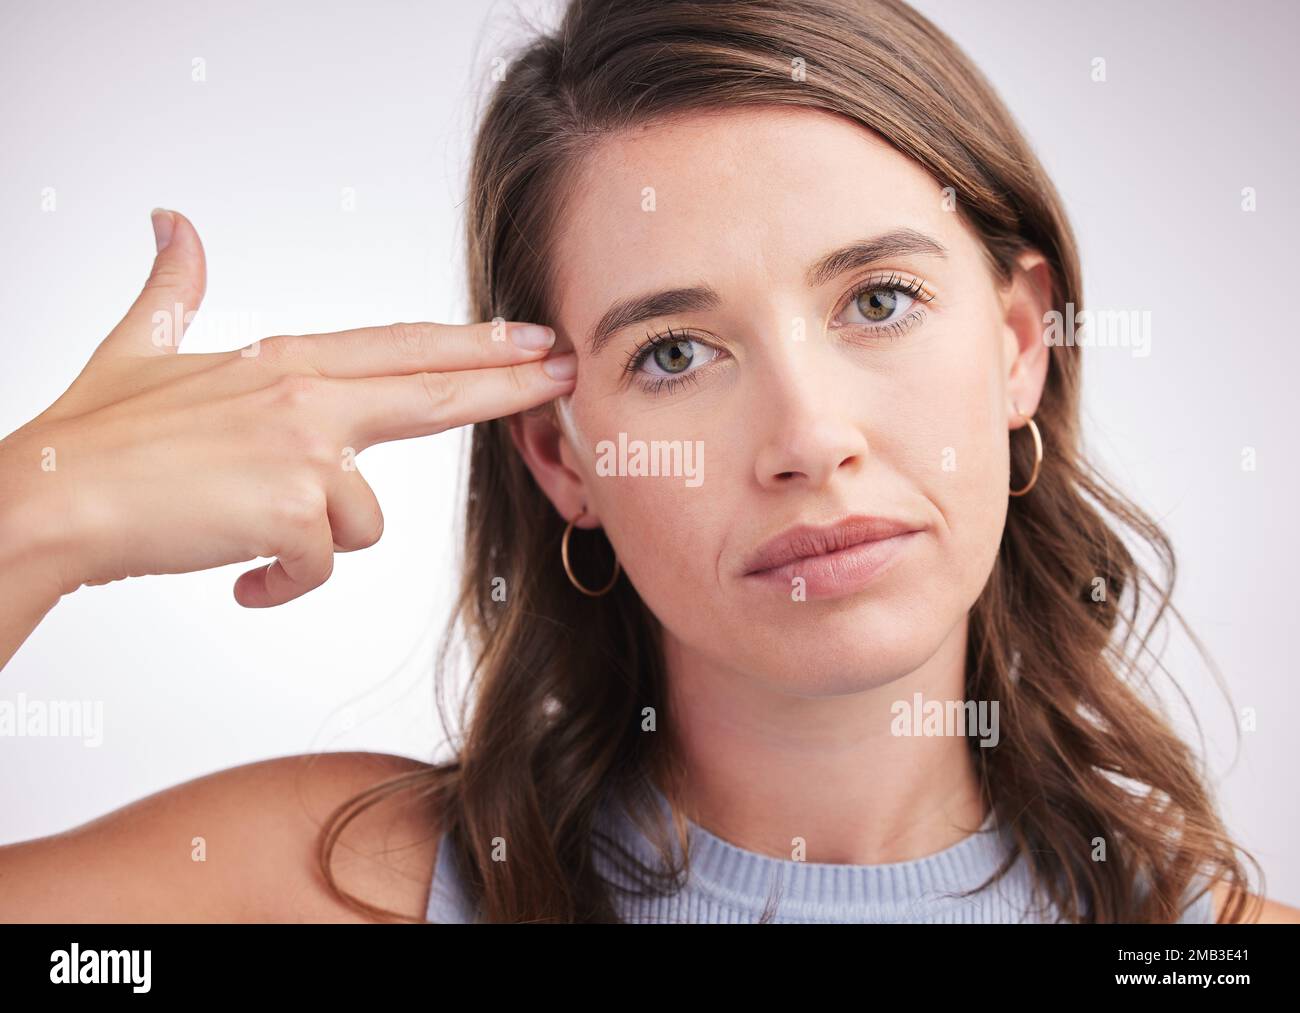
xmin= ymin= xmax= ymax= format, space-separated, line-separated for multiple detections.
xmin=267 ymin=319 xmax=558 ymax=377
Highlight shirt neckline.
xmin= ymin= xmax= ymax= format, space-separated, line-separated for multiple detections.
xmin=600 ymin=783 xmax=1013 ymax=919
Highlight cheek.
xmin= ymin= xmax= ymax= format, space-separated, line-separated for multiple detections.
xmin=596 ymin=478 xmax=725 ymax=635
xmin=908 ymin=324 xmax=1010 ymax=599
xmin=575 ymin=405 xmax=737 ymax=639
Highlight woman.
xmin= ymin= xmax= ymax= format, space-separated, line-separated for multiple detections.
xmin=0 ymin=0 xmax=1292 ymax=923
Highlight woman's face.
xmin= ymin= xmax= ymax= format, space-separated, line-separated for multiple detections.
xmin=515 ymin=105 xmax=1049 ymax=695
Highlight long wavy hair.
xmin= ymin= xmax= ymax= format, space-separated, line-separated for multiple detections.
xmin=318 ymin=0 xmax=1260 ymax=923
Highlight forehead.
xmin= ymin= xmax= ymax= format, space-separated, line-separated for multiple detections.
xmin=550 ymin=105 xmax=958 ymax=348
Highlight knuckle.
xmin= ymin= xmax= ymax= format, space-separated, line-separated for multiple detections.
xmin=386 ymin=321 xmax=431 ymax=364
xmin=274 ymin=483 xmax=327 ymax=531
xmin=267 ymin=371 xmax=321 ymax=410
xmin=256 ymin=333 xmax=298 ymax=363
xmin=255 ymin=373 xmax=342 ymax=469
xmin=298 ymin=430 xmax=340 ymax=468
xmin=417 ymin=369 xmax=455 ymax=414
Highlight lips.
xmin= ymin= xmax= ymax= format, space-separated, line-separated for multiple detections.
xmin=741 ymin=515 xmax=923 ymax=576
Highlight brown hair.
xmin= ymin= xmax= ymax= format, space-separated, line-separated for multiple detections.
xmin=319 ymin=0 xmax=1260 ymax=923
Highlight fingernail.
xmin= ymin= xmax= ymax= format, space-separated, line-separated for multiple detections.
xmin=510 ymin=323 xmax=555 ymax=349
xmin=151 ymin=207 xmax=174 ymax=253
xmin=542 ymin=352 xmax=576 ymax=380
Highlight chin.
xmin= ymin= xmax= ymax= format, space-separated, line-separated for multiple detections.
xmin=731 ymin=604 xmax=950 ymax=698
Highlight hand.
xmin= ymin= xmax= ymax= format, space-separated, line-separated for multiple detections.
xmin=0 ymin=208 xmax=576 ymax=607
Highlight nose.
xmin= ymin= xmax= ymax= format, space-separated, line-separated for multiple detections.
xmin=751 ymin=347 xmax=870 ymax=491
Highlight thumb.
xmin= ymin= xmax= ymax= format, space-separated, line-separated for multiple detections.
xmin=100 ymin=207 xmax=208 ymax=357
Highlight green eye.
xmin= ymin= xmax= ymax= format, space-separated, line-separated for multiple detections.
xmin=652 ymin=338 xmax=694 ymax=373
xmin=625 ymin=325 xmax=725 ymax=396
xmin=838 ymin=272 xmax=933 ymax=331
xmin=855 ymin=287 xmax=899 ymax=322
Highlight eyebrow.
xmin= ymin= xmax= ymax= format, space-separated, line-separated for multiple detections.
xmin=585 ymin=227 xmax=948 ymax=357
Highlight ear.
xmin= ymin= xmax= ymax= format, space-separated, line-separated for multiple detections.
xmin=507 ymin=396 xmax=601 ymax=529
xmin=998 ymin=249 xmax=1054 ymax=427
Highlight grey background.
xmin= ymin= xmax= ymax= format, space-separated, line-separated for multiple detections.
xmin=1 ymin=0 xmax=1295 ymax=906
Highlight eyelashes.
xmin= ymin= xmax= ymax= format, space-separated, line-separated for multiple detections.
xmin=839 ymin=271 xmax=933 ymax=335
xmin=621 ymin=271 xmax=936 ymax=396
xmin=621 ymin=325 xmax=717 ymax=397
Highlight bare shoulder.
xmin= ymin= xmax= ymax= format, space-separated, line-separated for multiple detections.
xmin=1210 ymin=882 xmax=1300 ymax=924
xmin=0 ymin=751 xmax=442 ymax=923
xmin=237 ymin=750 xmax=444 ymax=922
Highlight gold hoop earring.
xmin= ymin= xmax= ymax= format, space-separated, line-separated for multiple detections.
xmin=1009 ymin=405 xmax=1043 ymax=497
xmin=561 ymin=507 xmax=621 ymax=596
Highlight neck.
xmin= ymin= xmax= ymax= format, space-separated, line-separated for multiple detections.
xmin=659 ymin=612 xmax=987 ymax=865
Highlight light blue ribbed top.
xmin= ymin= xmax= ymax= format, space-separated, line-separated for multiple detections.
xmin=425 ymin=784 xmax=1216 ymax=923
